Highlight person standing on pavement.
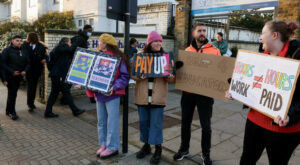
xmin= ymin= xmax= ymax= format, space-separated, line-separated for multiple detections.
xmin=129 ymin=38 xmax=138 ymax=61
xmin=69 ymin=24 xmax=96 ymax=104
xmin=212 ymin=32 xmax=228 ymax=56
xmin=173 ymin=22 xmax=221 ymax=165
xmin=44 ymin=37 xmax=85 ymax=118
xmin=226 ymin=20 xmax=300 ymax=165
xmin=22 ymin=32 xmax=47 ymax=112
xmin=1 ymin=35 xmax=30 ymax=120
xmin=92 ymin=34 xmax=129 ymax=159
xmin=0 ymin=53 xmax=8 ymax=86
xmin=132 ymin=31 xmax=175 ymax=164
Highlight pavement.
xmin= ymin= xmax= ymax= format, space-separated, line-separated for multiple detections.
xmin=0 ymin=83 xmax=299 ymax=165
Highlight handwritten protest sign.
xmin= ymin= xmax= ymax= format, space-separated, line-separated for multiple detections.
xmin=230 ymin=50 xmax=300 ymax=119
xmin=66 ymin=48 xmax=120 ymax=94
xmin=175 ymin=50 xmax=235 ymax=101
xmin=131 ymin=52 xmax=175 ymax=77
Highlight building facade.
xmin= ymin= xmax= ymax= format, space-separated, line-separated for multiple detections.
xmin=0 ymin=0 xmax=176 ymax=35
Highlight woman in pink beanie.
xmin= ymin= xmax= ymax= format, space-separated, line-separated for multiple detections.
xmin=132 ymin=31 xmax=175 ymax=164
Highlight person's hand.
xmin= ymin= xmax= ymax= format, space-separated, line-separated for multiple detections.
xmin=274 ymin=116 xmax=289 ymax=127
xmin=140 ymin=75 xmax=147 ymax=79
xmin=21 ymin=71 xmax=26 ymax=76
xmin=168 ymin=73 xmax=174 ymax=79
xmin=41 ymin=59 xmax=46 ymax=64
xmin=3 ymin=81 xmax=8 ymax=86
xmin=225 ymin=91 xmax=233 ymax=100
xmin=13 ymin=71 xmax=20 ymax=76
xmin=74 ymin=84 xmax=81 ymax=89
xmin=104 ymin=87 xmax=114 ymax=96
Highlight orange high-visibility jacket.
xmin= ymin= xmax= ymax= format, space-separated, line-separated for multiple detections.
xmin=185 ymin=40 xmax=221 ymax=55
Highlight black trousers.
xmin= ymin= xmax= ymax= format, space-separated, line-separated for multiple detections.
xmin=45 ymin=77 xmax=79 ymax=114
xmin=180 ymin=91 xmax=214 ymax=155
xmin=6 ymin=76 xmax=23 ymax=115
xmin=240 ymin=120 xmax=300 ymax=165
xmin=26 ymin=72 xmax=40 ymax=108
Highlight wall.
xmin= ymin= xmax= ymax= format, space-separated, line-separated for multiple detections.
xmin=0 ymin=2 xmax=10 ymax=22
xmin=131 ymin=2 xmax=173 ymax=35
xmin=42 ymin=29 xmax=175 ymax=102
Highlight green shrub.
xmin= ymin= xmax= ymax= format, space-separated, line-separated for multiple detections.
xmin=0 ymin=28 xmax=27 ymax=51
xmin=0 ymin=11 xmax=75 ymax=41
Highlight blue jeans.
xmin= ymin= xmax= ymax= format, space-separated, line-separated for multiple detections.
xmin=138 ymin=106 xmax=164 ymax=145
xmin=97 ymin=97 xmax=120 ymax=150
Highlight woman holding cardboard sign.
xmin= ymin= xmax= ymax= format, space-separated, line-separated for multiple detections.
xmin=132 ymin=31 xmax=175 ymax=164
xmin=226 ymin=21 xmax=300 ymax=165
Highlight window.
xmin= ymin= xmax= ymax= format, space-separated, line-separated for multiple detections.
xmin=84 ymin=19 xmax=88 ymax=26
xmin=89 ymin=18 xmax=94 ymax=26
xmin=78 ymin=19 xmax=83 ymax=27
xmin=29 ymin=0 xmax=36 ymax=7
xmin=53 ymin=0 xmax=60 ymax=4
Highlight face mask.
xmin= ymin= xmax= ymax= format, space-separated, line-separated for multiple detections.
xmin=86 ymin=32 xmax=92 ymax=37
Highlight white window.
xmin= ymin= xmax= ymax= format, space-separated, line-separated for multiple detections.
xmin=84 ymin=19 xmax=89 ymax=26
xmin=16 ymin=0 xmax=21 ymax=10
xmin=29 ymin=0 xmax=36 ymax=7
xmin=89 ymin=18 xmax=94 ymax=26
xmin=78 ymin=19 xmax=83 ymax=27
xmin=53 ymin=0 xmax=60 ymax=4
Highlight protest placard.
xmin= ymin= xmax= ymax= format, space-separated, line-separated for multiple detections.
xmin=66 ymin=48 xmax=120 ymax=94
xmin=229 ymin=50 xmax=300 ymax=119
xmin=131 ymin=52 xmax=175 ymax=77
xmin=175 ymin=50 xmax=236 ymax=101
xmin=66 ymin=49 xmax=95 ymax=86
xmin=87 ymin=56 xmax=119 ymax=93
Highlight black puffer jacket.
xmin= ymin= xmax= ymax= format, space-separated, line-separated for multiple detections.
xmin=0 ymin=53 xmax=7 ymax=82
xmin=49 ymin=43 xmax=74 ymax=79
xmin=71 ymin=30 xmax=89 ymax=49
xmin=1 ymin=44 xmax=30 ymax=76
xmin=21 ymin=41 xmax=47 ymax=74
xmin=286 ymin=40 xmax=300 ymax=126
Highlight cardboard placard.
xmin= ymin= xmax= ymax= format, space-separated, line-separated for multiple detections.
xmin=229 ymin=50 xmax=300 ymax=119
xmin=66 ymin=48 xmax=121 ymax=94
xmin=175 ymin=50 xmax=236 ymax=101
xmin=131 ymin=52 xmax=175 ymax=77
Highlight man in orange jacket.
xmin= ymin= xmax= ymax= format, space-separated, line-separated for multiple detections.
xmin=173 ymin=22 xmax=221 ymax=165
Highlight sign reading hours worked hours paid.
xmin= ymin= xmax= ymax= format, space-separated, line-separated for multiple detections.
xmin=229 ymin=50 xmax=300 ymax=120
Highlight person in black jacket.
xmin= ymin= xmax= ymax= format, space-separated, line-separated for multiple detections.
xmin=71 ymin=24 xmax=93 ymax=49
xmin=1 ymin=35 xmax=30 ymax=120
xmin=22 ymin=32 xmax=47 ymax=112
xmin=45 ymin=37 xmax=85 ymax=118
xmin=129 ymin=38 xmax=138 ymax=61
xmin=0 ymin=53 xmax=8 ymax=85
xmin=68 ymin=24 xmax=95 ymax=104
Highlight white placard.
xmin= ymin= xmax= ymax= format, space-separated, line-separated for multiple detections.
xmin=230 ymin=50 xmax=300 ymax=119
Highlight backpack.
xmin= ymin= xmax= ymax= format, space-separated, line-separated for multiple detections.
xmin=46 ymin=48 xmax=58 ymax=71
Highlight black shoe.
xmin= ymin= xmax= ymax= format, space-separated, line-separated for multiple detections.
xmin=8 ymin=114 xmax=19 ymax=120
xmin=73 ymin=109 xmax=85 ymax=116
xmin=173 ymin=150 xmax=189 ymax=161
xmin=150 ymin=145 xmax=162 ymax=164
xmin=202 ymin=154 xmax=212 ymax=165
xmin=28 ymin=108 xmax=34 ymax=113
xmin=44 ymin=113 xmax=59 ymax=118
xmin=136 ymin=143 xmax=151 ymax=159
